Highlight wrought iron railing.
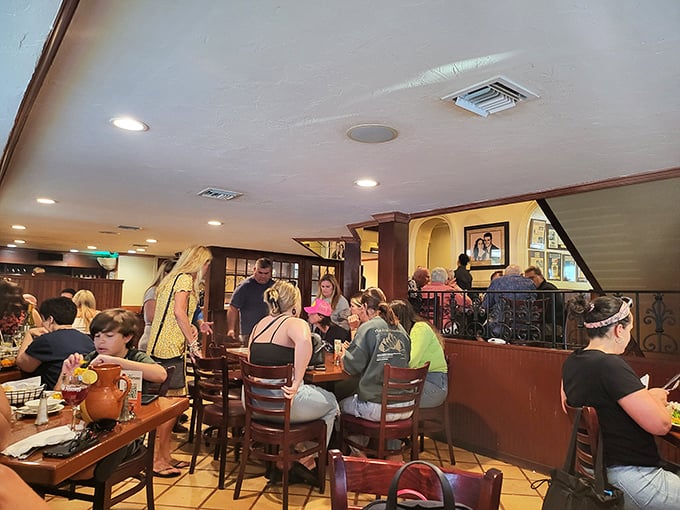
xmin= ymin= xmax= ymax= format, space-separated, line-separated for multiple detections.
xmin=415 ymin=289 xmax=680 ymax=356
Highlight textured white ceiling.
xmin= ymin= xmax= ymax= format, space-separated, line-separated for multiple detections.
xmin=1 ymin=1 xmax=679 ymax=259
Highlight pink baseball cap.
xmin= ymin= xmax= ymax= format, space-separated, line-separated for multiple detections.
xmin=304 ymin=299 xmax=332 ymax=317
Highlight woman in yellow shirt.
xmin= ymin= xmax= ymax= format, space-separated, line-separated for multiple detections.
xmin=390 ymin=299 xmax=448 ymax=408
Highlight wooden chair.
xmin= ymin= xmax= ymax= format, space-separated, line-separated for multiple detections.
xmin=418 ymin=354 xmax=456 ymax=464
xmin=564 ymin=404 xmax=600 ymax=479
xmin=340 ymin=363 xmax=429 ymax=461
xmin=189 ymin=355 xmax=245 ymax=489
xmin=234 ymin=359 xmax=327 ymax=510
xmin=187 ymin=344 xmax=241 ymax=444
xmin=36 ymin=366 xmax=176 ymax=510
xmin=328 ymin=449 xmax=503 ymax=510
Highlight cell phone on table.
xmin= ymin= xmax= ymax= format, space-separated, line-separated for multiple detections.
xmin=141 ymin=393 xmax=159 ymax=405
xmin=307 ymin=364 xmax=326 ymax=371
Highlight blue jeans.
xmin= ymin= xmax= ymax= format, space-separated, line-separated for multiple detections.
xmin=419 ymin=371 xmax=448 ymax=408
xmin=607 ymin=465 xmax=680 ymax=509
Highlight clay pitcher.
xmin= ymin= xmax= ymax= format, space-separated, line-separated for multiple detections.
xmin=81 ymin=363 xmax=131 ymax=422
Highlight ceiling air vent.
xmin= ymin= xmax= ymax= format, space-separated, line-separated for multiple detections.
xmin=118 ymin=225 xmax=142 ymax=231
xmin=197 ymin=187 xmax=243 ymax=201
xmin=442 ymin=76 xmax=538 ymax=117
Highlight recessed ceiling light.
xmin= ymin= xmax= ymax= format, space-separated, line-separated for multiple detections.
xmin=87 ymin=245 xmax=97 ymax=250
xmin=11 ymin=225 xmax=26 ymax=230
xmin=347 ymin=124 xmax=398 ymax=143
xmin=207 ymin=220 xmax=223 ymax=226
xmin=13 ymin=240 xmax=26 ymax=244
xmin=110 ymin=117 xmax=149 ymax=132
xmin=127 ymin=250 xmax=137 ymax=254
xmin=354 ymin=179 xmax=379 ymax=188
xmin=7 ymin=244 xmax=17 ymax=248
xmin=146 ymin=239 xmax=157 ymax=243
xmin=70 ymin=249 xmax=79 ymax=253
xmin=136 ymin=248 xmax=146 ymax=252
xmin=36 ymin=197 xmax=56 ymax=204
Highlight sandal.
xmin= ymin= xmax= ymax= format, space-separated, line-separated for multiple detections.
xmin=171 ymin=459 xmax=190 ymax=469
xmin=153 ymin=467 xmax=181 ymax=478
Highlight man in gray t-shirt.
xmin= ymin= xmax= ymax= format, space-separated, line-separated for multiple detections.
xmin=227 ymin=258 xmax=274 ymax=345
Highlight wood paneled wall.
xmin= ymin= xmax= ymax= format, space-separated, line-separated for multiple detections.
xmin=445 ymin=338 xmax=679 ymax=471
xmin=3 ymin=275 xmax=123 ymax=310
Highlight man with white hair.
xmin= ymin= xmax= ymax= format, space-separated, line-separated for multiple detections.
xmin=482 ymin=264 xmax=536 ymax=313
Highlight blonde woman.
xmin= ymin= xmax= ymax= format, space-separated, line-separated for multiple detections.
xmin=249 ymin=280 xmax=338 ymax=483
xmin=146 ymin=245 xmax=212 ymax=477
xmin=72 ymin=290 xmax=98 ymax=334
xmin=137 ymin=259 xmax=176 ymax=352
xmin=316 ymin=273 xmax=350 ymax=330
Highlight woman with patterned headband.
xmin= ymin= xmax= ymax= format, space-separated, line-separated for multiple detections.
xmin=561 ymin=295 xmax=679 ymax=509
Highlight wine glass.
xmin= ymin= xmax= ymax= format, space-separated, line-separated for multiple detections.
xmin=60 ymin=373 xmax=89 ymax=430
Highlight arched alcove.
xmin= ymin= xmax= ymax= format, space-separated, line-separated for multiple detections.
xmin=412 ymin=217 xmax=453 ymax=270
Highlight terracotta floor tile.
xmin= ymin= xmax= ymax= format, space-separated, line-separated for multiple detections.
xmin=500 ymin=494 xmax=544 ymax=510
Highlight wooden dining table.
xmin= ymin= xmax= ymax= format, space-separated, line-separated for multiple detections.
xmin=225 ymin=347 xmax=350 ymax=384
xmin=0 ymin=396 xmax=188 ymax=486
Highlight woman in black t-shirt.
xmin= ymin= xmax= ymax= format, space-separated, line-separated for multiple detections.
xmin=561 ymin=295 xmax=679 ymax=509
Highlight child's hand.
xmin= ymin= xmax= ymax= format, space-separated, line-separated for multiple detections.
xmin=61 ymin=353 xmax=84 ymax=375
xmin=89 ymin=354 xmax=119 ymax=367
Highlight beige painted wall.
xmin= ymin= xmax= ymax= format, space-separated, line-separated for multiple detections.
xmin=114 ymin=255 xmax=158 ymax=306
xmin=409 ymin=201 xmax=591 ymax=290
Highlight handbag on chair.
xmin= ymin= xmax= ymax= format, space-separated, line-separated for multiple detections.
xmin=536 ymin=408 xmax=623 ymax=510
xmin=362 ymin=460 xmax=472 ymax=510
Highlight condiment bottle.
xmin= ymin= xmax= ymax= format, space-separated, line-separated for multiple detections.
xmin=34 ymin=392 xmax=49 ymax=425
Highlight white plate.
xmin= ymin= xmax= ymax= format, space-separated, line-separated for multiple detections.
xmin=24 ymin=399 xmax=62 ymax=411
xmin=16 ymin=403 xmax=64 ymax=416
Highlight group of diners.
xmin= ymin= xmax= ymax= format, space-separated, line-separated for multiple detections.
xmin=408 ymin=256 xmax=565 ymax=341
xmin=243 ymin=277 xmax=449 ymax=483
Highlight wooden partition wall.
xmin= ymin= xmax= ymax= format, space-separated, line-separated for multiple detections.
xmin=445 ymin=338 xmax=679 ymax=471
xmin=2 ymin=275 xmax=123 ymax=310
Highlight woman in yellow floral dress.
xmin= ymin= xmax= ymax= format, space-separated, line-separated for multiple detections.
xmin=147 ymin=245 xmax=212 ymax=477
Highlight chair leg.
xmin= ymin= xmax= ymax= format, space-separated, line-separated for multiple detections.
xmin=233 ymin=430 xmax=251 ymax=499
xmin=218 ymin=426 xmax=227 ymax=490
xmin=444 ymin=403 xmax=456 ymax=465
xmin=189 ymin=407 xmax=203 ymax=474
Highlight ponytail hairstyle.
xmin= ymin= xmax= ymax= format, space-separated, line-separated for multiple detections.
xmin=264 ymin=280 xmax=300 ymax=316
xmin=567 ymin=295 xmax=632 ymax=339
xmin=391 ymin=299 xmax=443 ymax=346
xmin=361 ymin=287 xmax=397 ymax=327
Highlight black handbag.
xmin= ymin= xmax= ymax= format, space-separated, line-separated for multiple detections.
xmin=536 ymin=408 xmax=624 ymax=510
xmin=149 ymin=274 xmax=186 ymax=389
xmin=309 ymin=332 xmax=325 ymax=366
xmin=362 ymin=460 xmax=472 ymax=510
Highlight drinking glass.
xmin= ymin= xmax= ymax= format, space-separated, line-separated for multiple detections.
xmin=60 ymin=374 xmax=89 ymax=430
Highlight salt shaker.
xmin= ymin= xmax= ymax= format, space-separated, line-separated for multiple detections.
xmin=34 ymin=392 xmax=49 ymax=425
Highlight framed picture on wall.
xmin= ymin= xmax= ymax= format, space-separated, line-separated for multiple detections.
xmin=528 ymin=250 xmax=545 ymax=273
xmin=528 ymin=219 xmax=546 ymax=249
xmin=577 ymin=266 xmax=588 ymax=283
xmin=562 ymin=254 xmax=577 ymax=282
xmin=464 ymin=221 xmax=509 ymax=270
xmin=547 ymin=225 xmax=558 ymax=250
xmin=547 ymin=251 xmax=562 ymax=281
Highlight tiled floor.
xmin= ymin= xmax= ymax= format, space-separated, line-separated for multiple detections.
xmin=45 ymin=430 xmax=548 ymax=510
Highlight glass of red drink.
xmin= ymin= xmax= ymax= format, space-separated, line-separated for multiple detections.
xmin=60 ymin=374 xmax=89 ymax=430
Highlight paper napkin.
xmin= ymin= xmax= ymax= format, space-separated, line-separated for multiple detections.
xmin=1 ymin=425 xmax=76 ymax=458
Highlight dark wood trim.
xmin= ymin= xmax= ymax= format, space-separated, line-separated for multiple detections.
xmin=0 ymin=0 xmax=80 ymax=187
xmin=537 ymin=199 xmax=601 ymax=292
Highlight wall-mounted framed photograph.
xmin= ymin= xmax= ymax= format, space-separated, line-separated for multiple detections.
xmin=547 ymin=251 xmax=562 ymax=281
xmin=547 ymin=225 xmax=558 ymax=250
xmin=528 ymin=250 xmax=545 ymax=273
xmin=464 ymin=221 xmax=509 ymax=270
xmin=528 ymin=219 xmax=546 ymax=250
xmin=562 ymin=254 xmax=577 ymax=282
xmin=577 ymin=266 xmax=588 ymax=283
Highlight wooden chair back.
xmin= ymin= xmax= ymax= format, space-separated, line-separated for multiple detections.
xmin=341 ymin=362 xmax=429 ymax=460
xmin=329 ymin=449 xmax=503 ymax=510
xmin=565 ymin=404 xmax=600 ymax=479
xmin=235 ymin=359 xmax=327 ymax=510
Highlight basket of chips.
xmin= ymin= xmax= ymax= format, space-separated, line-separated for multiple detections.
xmin=2 ymin=382 xmax=45 ymax=406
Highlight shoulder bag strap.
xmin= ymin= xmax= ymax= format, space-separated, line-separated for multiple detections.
xmin=562 ymin=407 xmax=581 ymax=474
xmin=593 ymin=429 xmax=609 ymax=494
xmin=385 ymin=460 xmax=456 ymax=510
xmin=149 ymin=274 xmax=182 ymax=357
